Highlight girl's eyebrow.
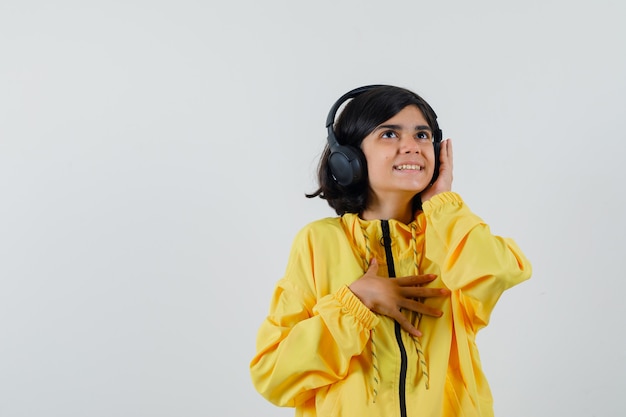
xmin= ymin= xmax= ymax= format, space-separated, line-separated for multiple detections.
xmin=375 ymin=124 xmax=432 ymax=132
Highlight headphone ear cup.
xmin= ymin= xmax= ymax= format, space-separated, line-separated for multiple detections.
xmin=328 ymin=145 xmax=365 ymax=186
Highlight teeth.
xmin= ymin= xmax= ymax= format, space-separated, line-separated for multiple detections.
xmin=395 ymin=164 xmax=422 ymax=170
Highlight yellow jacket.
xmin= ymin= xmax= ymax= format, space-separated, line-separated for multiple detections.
xmin=250 ymin=192 xmax=532 ymax=417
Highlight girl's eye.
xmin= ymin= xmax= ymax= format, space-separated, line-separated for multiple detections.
xmin=416 ymin=131 xmax=432 ymax=141
xmin=381 ymin=130 xmax=398 ymax=139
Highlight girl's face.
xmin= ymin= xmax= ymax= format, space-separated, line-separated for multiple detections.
xmin=360 ymin=105 xmax=436 ymax=202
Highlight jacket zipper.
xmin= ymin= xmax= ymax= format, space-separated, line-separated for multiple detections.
xmin=381 ymin=220 xmax=408 ymax=417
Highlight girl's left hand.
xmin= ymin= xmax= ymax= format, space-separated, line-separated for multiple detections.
xmin=421 ymin=138 xmax=453 ymax=202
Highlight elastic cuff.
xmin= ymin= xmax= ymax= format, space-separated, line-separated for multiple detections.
xmin=422 ymin=191 xmax=464 ymax=213
xmin=335 ymin=285 xmax=379 ymax=330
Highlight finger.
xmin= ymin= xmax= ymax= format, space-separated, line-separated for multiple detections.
xmin=389 ymin=311 xmax=422 ymax=337
xmin=440 ymin=139 xmax=449 ymax=165
xmin=438 ymin=139 xmax=453 ymax=186
xmin=401 ymin=287 xmax=450 ymax=299
xmin=366 ymin=258 xmax=379 ymax=275
xmin=444 ymin=139 xmax=453 ymax=171
xmin=440 ymin=138 xmax=448 ymax=162
xmin=395 ymin=274 xmax=438 ymax=286
xmin=398 ymin=299 xmax=444 ymax=318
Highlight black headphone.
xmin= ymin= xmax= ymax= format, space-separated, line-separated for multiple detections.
xmin=325 ymin=84 xmax=443 ymax=187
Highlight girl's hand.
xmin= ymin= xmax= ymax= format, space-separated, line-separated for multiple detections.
xmin=348 ymin=258 xmax=449 ymax=337
xmin=421 ymin=138 xmax=454 ymax=202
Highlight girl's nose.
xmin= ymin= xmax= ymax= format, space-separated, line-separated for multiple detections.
xmin=400 ymin=134 xmax=420 ymax=153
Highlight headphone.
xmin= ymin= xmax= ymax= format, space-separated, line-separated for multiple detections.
xmin=325 ymin=84 xmax=443 ymax=187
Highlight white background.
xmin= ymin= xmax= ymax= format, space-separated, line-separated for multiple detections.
xmin=1 ymin=1 xmax=624 ymax=416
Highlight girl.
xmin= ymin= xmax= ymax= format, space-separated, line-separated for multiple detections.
xmin=250 ymin=85 xmax=532 ymax=417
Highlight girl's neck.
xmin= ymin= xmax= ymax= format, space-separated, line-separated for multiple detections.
xmin=360 ymin=195 xmax=415 ymax=224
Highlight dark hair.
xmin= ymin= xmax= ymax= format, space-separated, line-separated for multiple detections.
xmin=306 ymin=85 xmax=440 ymax=215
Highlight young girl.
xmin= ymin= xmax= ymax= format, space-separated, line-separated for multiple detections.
xmin=250 ymin=85 xmax=532 ymax=417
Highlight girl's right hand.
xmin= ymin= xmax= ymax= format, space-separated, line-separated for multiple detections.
xmin=348 ymin=258 xmax=449 ymax=337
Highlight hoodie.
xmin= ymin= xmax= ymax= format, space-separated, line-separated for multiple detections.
xmin=250 ymin=192 xmax=532 ymax=417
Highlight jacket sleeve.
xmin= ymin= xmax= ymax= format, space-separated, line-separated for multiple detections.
xmin=249 ymin=225 xmax=379 ymax=407
xmin=422 ymin=192 xmax=532 ymax=331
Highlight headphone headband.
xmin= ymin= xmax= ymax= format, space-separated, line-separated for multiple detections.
xmin=325 ymin=85 xmax=387 ymax=143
